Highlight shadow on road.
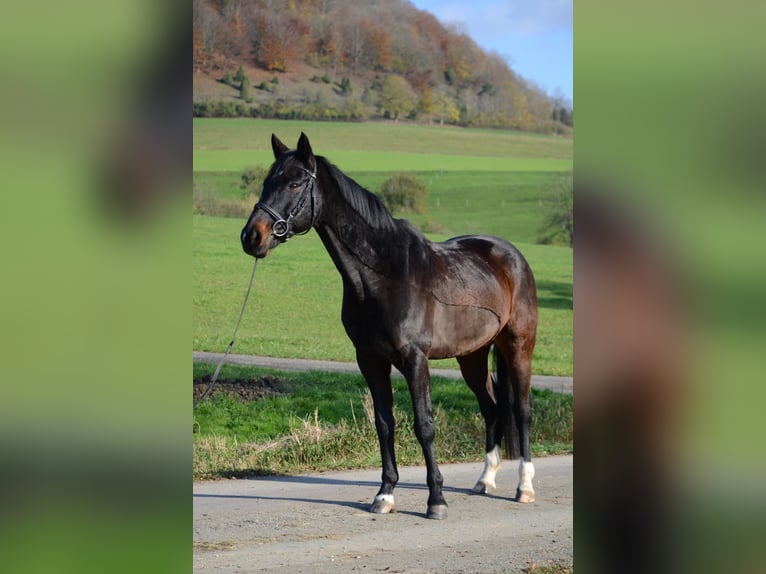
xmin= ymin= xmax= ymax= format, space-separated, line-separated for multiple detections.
xmin=193 ymin=473 xmax=519 ymax=518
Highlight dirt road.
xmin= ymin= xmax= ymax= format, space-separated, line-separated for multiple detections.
xmin=193 ymin=454 xmax=572 ymax=573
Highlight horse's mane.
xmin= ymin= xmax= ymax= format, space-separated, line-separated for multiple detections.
xmin=318 ymin=156 xmax=396 ymax=231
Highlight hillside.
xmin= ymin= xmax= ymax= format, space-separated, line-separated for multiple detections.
xmin=193 ymin=0 xmax=572 ymax=134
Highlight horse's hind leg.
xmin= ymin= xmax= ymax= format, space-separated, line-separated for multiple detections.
xmin=357 ymin=351 xmax=398 ymax=514
xmin=458 ymin=347 xmax=502 ymax=494
xmin=497 ymin=331 xmax=536 ymax=503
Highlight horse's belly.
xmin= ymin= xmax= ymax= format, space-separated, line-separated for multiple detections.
xmin=429 ymin=303 xmax=502 ymax=359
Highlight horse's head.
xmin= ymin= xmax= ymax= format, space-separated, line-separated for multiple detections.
xmin=241 ymin=132 xmax=318 ymax=259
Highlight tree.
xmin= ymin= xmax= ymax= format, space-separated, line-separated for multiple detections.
xmin=234 ymin=65 xmax=245 ymax=85
xmin=559 ymin=107 xmax=572 ymax=127
xmin=378 ymin=75 xmax=417 ymax=121
xmin=240 ymin=75 xmax=251 ymax=102
xmin=254 ymin=11 xmax=308 ymax=72
xmin=431 ymin=90 xmax=460 ymax=126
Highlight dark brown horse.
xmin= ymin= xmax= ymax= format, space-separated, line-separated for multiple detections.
xmin=241 ymin=133 xmax=538 ymax=519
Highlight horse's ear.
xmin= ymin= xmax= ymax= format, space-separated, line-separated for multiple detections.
xmin=296 ymin=132 xmax=316 ymax=172
xmin=271 ymin=134 xmax=289 ymax=159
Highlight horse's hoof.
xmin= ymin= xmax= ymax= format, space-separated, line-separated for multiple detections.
xmin=516 ymin=489 xmax=535 ymax=503
xmin=471 ymin=481 xmax=495 ymax=494
xmin=370 ymin=494 xmax=394 ymax=514
xmin=426 ymin=504 xmax=448 ymax=520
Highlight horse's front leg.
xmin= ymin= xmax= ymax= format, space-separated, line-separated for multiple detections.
xmin=356 ymin=351 xmax=398 ymax=514
xmin=400 ymin=348 xmax=448 ymax=519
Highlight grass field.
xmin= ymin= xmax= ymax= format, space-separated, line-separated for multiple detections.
xmin=193 ymin=214 xmax=572 ymax=376
xmin=194 ymin=149 xmax=572 ymax=173
xmin=193 ymin=363 xmax=573 ymax=478
xmin=193 ymin=118 xmax=572 ymax=173
xmin=193 ymin=118 xmax=573 ymax=160
xmin=193 ymin=119 xmax=572 ymax=375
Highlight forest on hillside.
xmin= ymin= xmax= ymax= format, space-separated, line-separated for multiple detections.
xmin=193 ymin=0 xmax=572 ymax=133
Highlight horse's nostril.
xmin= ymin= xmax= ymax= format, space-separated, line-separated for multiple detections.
xmin=241 ymin=225 xmax=259 ymax=255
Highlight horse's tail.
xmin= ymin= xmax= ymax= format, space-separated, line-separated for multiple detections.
xmin=493 ymin=345 xmax=520 ymax=460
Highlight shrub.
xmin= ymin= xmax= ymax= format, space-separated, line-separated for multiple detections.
xmin=537 ymin=172 xmax=573 ymax=247
xmin=421 ymin=218 xmax=447 ymax=234
xmin=379 ymin=173 xmax=427 ymax=214
xmin=240 ymin=165 xmax=270 ymax=196
xmin=193 ymin=102 xmax=210 ymax=117
xmin=193 ymin=189 xmax=256 ymax=218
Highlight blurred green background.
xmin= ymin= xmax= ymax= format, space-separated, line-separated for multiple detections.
xmin=1 ymin=0 xmax=764 ymax=572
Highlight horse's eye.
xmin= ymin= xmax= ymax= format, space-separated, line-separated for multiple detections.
xmin=288 ymin=181 xmax=301 ymax=190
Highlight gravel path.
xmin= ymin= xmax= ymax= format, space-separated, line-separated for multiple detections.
xmin=193 ymin=352 xmax=573 ymax=395
xmin=194 ymin=455 xmax=573 ymax=573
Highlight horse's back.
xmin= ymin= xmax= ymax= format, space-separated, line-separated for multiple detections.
xmin=437 ymin=234 xmax=536 ymax=296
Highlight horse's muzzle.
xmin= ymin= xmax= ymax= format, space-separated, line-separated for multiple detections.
xmin=241 ymin=220 xmax=276 ymax=259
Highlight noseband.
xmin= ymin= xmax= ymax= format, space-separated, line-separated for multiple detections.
xmin=254 ymin=165 xmax=317 ymax=239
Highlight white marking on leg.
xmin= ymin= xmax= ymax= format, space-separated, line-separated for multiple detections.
xmin=518 ymin=459 xmax=535 ymax=494
xmin=473 ymin=445 xmax=502 ymax=492
xmin=374 ymin=493 xmax=394 ymax=505
xmin=372 ymin=493 xmax=395 ymax=513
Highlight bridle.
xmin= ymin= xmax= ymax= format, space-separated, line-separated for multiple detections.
xmin=253 ymin=164 xmax=317 ymax=240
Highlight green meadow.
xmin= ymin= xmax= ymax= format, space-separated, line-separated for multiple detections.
xmin=193 ymin=118 xmax=572 ymax=376
xmin=193 ymin=118 xmax=573 ymax=159
xmin=194 ymin=149 xmax=571 ymax=173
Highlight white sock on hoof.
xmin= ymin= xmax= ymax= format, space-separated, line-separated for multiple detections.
xmin=373 ymin=493 xmax=394 ymax=512
xmin=518 ymin=459 xmax=535 ymax=493
xmin=374 ymin=493 xmax=394 ymax=504
xmin=476 ymin=445 xmax=502 ymax=490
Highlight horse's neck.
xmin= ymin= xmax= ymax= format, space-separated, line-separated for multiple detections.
xmin=315 ymin=191 xmax=402 ymax=300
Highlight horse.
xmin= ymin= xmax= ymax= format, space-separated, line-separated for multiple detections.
xmin=241 ymin=133 xmax=538 ymax=520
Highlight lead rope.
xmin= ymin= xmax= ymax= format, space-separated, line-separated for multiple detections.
xmin=194 ymin=258 xmax=259 ymax=408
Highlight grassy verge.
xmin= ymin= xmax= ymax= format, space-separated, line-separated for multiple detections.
xmin=192 ymin=363 xmax=573 ymax=480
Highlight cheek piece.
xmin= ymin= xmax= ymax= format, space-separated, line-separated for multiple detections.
xmin=254 ymin=166 xmax=317 ymax=240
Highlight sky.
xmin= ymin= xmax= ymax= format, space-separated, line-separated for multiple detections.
xmin=409 ymin=0 xmax=573 ymax=105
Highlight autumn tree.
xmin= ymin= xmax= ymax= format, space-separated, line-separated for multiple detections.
xmin=193 ymin=0 xmax=226 ymax=73
xmin=378 ymin=75 xmax=417 ymax=121
xmin=361 ymin=19 xmax=393 ymax=70
xmin=431 ymin=89 xmax=460 ymax=126
xmin=253 ymin=10 xmax=308 ymax=72
xmin=193 ymin=23 xmax=207 ymax=73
